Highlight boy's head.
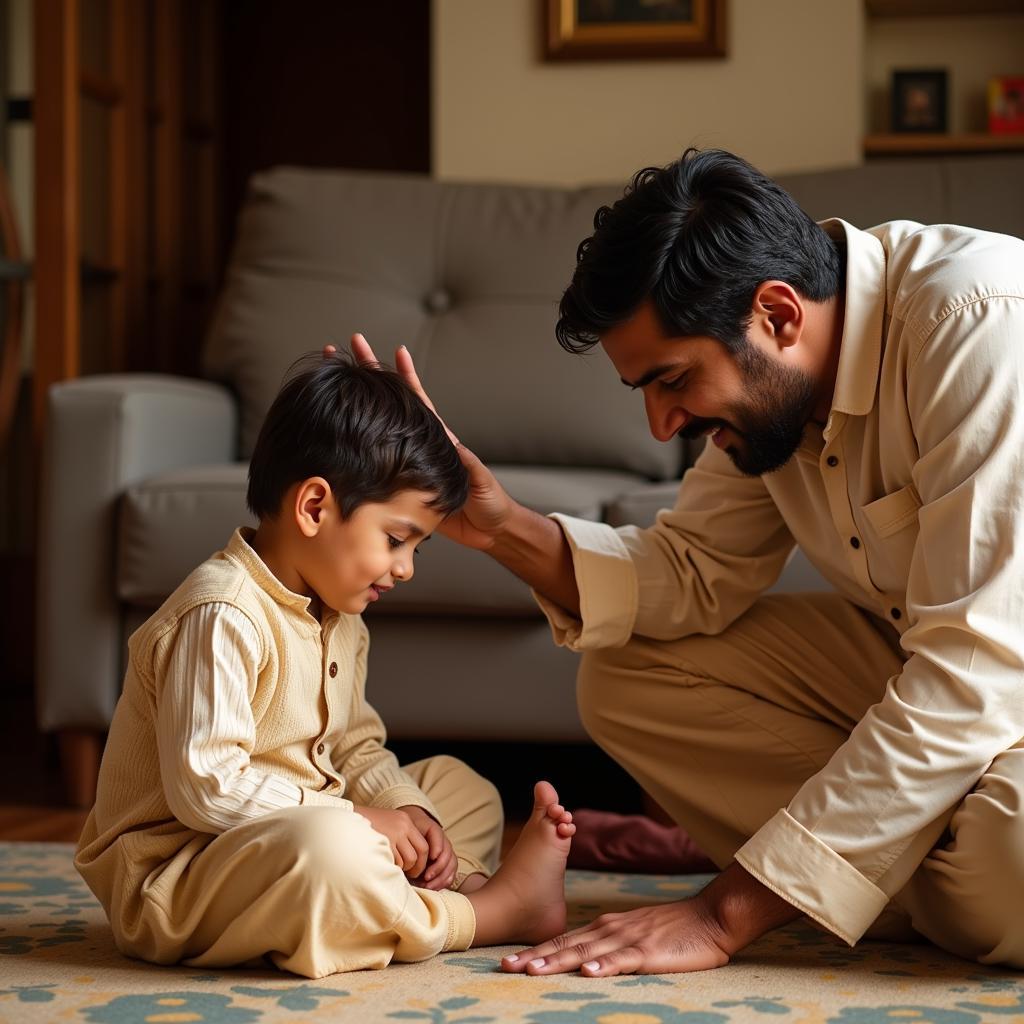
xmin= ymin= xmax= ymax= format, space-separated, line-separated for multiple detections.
xmin=246 ymin=351 xmax=468 ymax=614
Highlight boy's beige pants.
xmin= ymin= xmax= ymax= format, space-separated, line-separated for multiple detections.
xmin=115 ymin=756 xmax=500 ymax=978
xmin=578 ymin=593 xmax=1024 ymax=967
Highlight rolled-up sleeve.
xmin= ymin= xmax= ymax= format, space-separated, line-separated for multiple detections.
xmin=534 ymin=443 xmax=794 ymax=651
xmin=737 ymin=295 xmax=1024 ymax=944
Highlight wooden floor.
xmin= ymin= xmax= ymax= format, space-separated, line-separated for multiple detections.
xmin=0 ymin=805 xmax=89 ymax=842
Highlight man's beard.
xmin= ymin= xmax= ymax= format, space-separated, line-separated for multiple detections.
xmin=679 ymin=342 xmax=818 ymax=476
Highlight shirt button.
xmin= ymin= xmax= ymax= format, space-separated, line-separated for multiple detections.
xmin=328 ymin=662 xmax=338 ymax=677
xmin=891 ymin=608 xmax=902 ymax=620
xmin=316 ymin=743 xmax=325 ymax=755
xmin=826 ymin=455 xmax=839 ymax=467
xmin=850 ymin=536 xmax=860 ymax=549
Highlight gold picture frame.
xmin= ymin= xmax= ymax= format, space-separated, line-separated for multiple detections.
xmin=544 ymin=0 xmax=727 ymax=61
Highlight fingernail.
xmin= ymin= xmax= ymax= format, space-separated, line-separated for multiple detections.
xmin=503 ymin=954 xmax=519 ymax=963
xmin=583 ymin=961 xmax=600 ymax=972
xmin=529 ymin=958 xmax=546 ymax=968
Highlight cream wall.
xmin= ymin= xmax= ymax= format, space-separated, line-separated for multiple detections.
xmin=433 ymin=0 xmax=865 ymax=186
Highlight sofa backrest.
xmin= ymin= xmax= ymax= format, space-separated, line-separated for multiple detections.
xmin=775 ymin=154 xmax=1024 ymax=242
xmin=203 ymin=168 xmax=684 ymax=480
xmin=204 ymin=155 xmax=1024 ymax=476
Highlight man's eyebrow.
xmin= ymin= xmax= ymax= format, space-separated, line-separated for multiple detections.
xmin=620 ymin=363 xmax=682 ymax=390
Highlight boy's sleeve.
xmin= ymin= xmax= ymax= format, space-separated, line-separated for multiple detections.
xmin=330 ymin=620 xmax=440 ymax=820
xmin=156 ymin=602 xmax=352 ymax=834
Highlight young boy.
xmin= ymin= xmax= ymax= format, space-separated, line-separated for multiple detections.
xmin=75 ymin=353 xmax=575 ymax=978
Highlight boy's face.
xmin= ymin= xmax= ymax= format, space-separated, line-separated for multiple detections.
xmin=304 ymin=488 xmax=446 ymax=615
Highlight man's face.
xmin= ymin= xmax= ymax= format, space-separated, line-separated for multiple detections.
xmin=601 ymin=301 xmax=818 ymax=476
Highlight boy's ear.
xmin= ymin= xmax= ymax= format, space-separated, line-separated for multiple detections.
xmin=293 ymin=477 xmax=334 ymax=537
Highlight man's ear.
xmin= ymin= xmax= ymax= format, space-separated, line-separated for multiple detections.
xmin=751 ymin=281 xmax=804 ymax=351
xmin=293 ymin=477 xmax=333 ymax=537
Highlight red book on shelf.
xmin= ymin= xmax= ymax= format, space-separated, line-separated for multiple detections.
xmin=989 ymin=76 xmax=1024 ymax=134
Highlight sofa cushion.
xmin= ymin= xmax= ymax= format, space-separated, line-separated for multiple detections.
xmin=203 ymin=167 xmax=683 ymax=480
xmin=117 ymin=462 xmax=645 ymax=613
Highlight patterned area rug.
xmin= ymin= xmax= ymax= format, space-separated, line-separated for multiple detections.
xmin=2 ymin=842 xmax=1023 ymax=1024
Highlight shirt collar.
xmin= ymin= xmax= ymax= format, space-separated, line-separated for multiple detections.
xmin=820 ymin=218 xmax=887 ymax=430
xmin=226 ymin=527 xmax=323 ymax=631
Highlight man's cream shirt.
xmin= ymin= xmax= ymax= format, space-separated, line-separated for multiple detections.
xmin=535 ymin=219 xmax=1024 ymax=945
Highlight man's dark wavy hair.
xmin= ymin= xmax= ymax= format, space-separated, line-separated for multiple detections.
xmin=556 ymin=148 xmax=844 ymax=353
xmin=247 ymin=352 xmax=468 ymax=521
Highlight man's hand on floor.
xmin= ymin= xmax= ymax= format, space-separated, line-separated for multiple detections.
xmin=501 ymin=861 xmax=801 ymax=977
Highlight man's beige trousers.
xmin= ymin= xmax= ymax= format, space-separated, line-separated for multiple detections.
xmin=577 ymin=593 xmax=1024 ymax=967
xmin=113 ymin=756 xmax=501 ymax=978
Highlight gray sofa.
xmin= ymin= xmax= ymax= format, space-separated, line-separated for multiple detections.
xmin=38 ymin=154 xmax=1024 ymax=805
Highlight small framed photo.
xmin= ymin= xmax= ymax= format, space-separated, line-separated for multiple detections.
xmin=891 ymin=69 xmax=948 ymax=134
xmin=543 ymin=0 xmax=727 ymax=61
xmin=988 ymin=76 xmax=1024 ymax=134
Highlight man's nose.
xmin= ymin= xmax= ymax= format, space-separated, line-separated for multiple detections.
xmin=644 ymin=392 xmax=688 ymax=443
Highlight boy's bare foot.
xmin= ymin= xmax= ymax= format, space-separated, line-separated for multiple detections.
xmin=466 ymin=781 xmax=575 ymax=947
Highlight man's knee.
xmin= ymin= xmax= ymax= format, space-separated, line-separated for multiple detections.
xmin=913 ymin=785 xmax=1024 ymax=966
xmin=576 ymin=646 xmax=627 ymax=741
xmin=576 ymin=637 xmax=702 ymax=741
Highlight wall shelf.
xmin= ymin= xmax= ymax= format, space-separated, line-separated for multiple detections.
xmin=864 ymin=132 xmax=1024 ymax=155
xmin=867 ymin=0 xmax=1024 ymax=15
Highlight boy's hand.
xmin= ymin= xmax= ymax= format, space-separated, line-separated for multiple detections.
xmin=399 ymin=805 xmax=458 ymax=891
xmin=353 ymin=806 xmax=430 ymax=878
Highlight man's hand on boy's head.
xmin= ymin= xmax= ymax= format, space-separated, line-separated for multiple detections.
xmin=346 ymin=333 xmax=517 ymax=553
xmin=399 ymin=805 xmax=458 ymax=892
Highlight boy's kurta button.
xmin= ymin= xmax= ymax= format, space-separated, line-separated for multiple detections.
xmin=316 ymin=743 xmax=325 ymax=755
xmin=891 ymin=608 xmax=902 ymax=620
xmin=850 ymin=536 xmax=861 ymax=549
xmin=827 ymin=455 xmax=839 ymax=467
xmin=328 ymin=662 xmax=338 ymax=677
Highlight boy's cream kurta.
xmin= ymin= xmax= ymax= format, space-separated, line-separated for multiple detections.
xmin=536 ymin=219 xmax=1024 ymax=947
xmin=75 ymin=529 xmax=493 ymax=975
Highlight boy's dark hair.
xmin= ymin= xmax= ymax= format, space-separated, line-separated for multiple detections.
xmin=246 ymin=352 xmax=469 ymax=521
xmin=556 ymin=148 xmax=844 ymax=354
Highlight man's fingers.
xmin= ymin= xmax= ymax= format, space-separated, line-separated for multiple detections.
xmin=580 ymin=946 xmax=645 ymax=978
xmin=501 ymin=927 xmax=594 ymax=973
xmin=393 ymin=345 xmax=462 ymax=447
xmin=350 ymin=332 xmax=379 ymax=366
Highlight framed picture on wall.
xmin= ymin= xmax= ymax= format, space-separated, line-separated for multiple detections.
xmin=891 ymin=69 xmax=948 ymax=133
xmin=543 ymin=0 xmax=727 ymax=61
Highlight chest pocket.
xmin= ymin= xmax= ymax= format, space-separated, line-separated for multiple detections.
xmin=859 ymin=484 xmax=921 ymax=594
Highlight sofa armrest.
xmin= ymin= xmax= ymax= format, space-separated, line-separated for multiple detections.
xmin=36 ymin=375 xmax=237 ymax=730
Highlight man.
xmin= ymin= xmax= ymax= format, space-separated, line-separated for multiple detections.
xmin=350 ymin=147 xmax=1024 ymax=976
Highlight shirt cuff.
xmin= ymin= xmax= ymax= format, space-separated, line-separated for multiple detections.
xmin=734 ymin=808 xmax=889 ymax=946
xmin=530 ymin=514 xmax=638 ymax=651
xmin=300 ymin=788 xmax=354 ymax=812
xmin=369 ymin=785 xmax=441 ymax=822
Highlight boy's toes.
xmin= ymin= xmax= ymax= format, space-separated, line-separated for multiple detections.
xmin=533 ymin=780 xmax=559 ymax=810
xmin=557 ymin=822 xmax=576 ymax=838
